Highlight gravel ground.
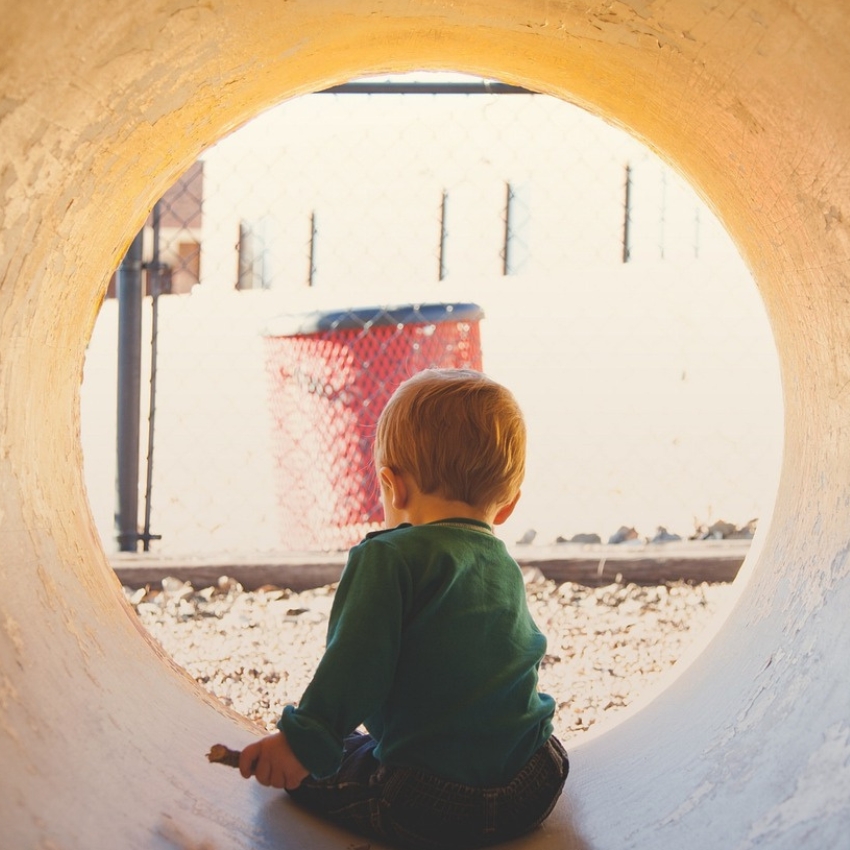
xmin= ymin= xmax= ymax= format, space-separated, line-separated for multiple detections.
xmin=126 ymin=571 xmax=734 ymax=743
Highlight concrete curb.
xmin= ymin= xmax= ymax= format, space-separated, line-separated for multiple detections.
xmin=111 ymin=541 xmax=750 ymax=590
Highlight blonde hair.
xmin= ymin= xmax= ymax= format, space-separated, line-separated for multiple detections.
xmin=374 ymin=369 xmax=526 ymax=510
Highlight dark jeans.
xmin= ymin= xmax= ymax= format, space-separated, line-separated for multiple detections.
xmin=287 ymin=732 xmax=569 ymax=850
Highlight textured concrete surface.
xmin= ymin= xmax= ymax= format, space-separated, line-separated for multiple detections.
xmin=1 ymin=2 xmax=849 ymax=848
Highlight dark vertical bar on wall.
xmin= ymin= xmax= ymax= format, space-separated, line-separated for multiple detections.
xmin=308 ymin=211 xmax=317 ymax=286
xmin=115 ymin=229 xmax=144 ymax=552
xmin=502 ymin=182 xmax=514 ymax=276
xmin=622 ymin=163 xmax=632 ymax=264
xmin=438 ymin=190 xmax=448 ymax=281
xmin=237 ymin=221 xmax=254 ymax=290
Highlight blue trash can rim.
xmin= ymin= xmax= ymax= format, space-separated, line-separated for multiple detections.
xmin=263 ymin=302 xmax=484 ymax=337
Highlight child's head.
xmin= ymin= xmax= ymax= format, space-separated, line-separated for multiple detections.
xmin=374 ymin=369 xmax=526 ymax=512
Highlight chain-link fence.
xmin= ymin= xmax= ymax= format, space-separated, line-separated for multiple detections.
xmin=81 ymin=75 xmax=783 ymax=557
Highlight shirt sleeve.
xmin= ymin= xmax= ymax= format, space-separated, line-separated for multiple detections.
xmin=277 ymin=538 xmax=411 ymax=778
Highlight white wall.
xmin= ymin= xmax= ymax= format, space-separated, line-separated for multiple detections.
xmin=81 ymin=83 xmax=782 ymax=554
xmin=82 ymin=262 xmax=781 ymax=555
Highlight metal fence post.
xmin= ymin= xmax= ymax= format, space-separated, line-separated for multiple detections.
xmin=622 ymin=163 xmax=632 ymax=263
xmin=502 ymin=182 xmax=514 ymax=276
xmin=115 ymin=229 xmax=144 ymax=552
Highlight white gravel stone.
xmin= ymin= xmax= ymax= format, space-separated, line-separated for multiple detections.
xmin=125 ymin=572 xmax=734 ymax=743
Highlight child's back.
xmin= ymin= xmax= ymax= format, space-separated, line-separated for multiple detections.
xmin=284 ymin=519 xmax=554 ymax=785
xmin=240 ymin=369 xmax=569 ymax=849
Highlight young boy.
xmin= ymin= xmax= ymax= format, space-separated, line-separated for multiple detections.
xmin=240 ymin=369 xmax=568 ymax=848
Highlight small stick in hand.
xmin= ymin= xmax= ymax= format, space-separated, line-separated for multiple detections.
xmin=207 ymin=743 xmax=241 ymax=768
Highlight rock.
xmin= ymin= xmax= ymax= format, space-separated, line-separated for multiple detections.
xmin=564 ymin=533 xmax=602 ymax=544
xmin=161 ymin=576 xmax=194 ymax=600
xmin=516 ymin=528 xmax=537 ymax=545
xmin=608 ymin=526 xmax=639 ymax=544
xmin=125 ymin=586 xmax=147 ymax=606
xmin=651 ymin=526 xmax=682 ymax=543
xmin=124 ymin=574 xmax=732 ymax=740
xmin=707 ymin=520 xmax=737 ymax=539
xmin=521 ymin=566 xmax=547 ymax=586
xmin=217 ymin=575 xmax=244 ymax=595
xmin=728 ymin=518 xmax=758 ymax=539
xmin=691 ymin=519 xmax=754 ymax=540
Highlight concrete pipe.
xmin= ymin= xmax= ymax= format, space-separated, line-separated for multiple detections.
xmin=2 ymin=1 xmax=848 ymax=847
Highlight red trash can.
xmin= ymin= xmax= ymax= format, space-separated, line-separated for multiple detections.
xmin=264 ymin=303 xmax=484 ymax=551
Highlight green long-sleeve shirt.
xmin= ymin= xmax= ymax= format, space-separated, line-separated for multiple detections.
xmin=277 ymin=518 xmax=555 ymax=785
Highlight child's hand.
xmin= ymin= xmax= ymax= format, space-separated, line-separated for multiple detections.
xmin=239 ymin=731 xmax=309 ymax=790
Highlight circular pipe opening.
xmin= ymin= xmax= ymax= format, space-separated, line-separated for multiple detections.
xmin=87 ymin=74 xmax=782 ymax=749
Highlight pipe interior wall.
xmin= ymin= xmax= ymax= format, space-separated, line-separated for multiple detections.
xmin=1 ymin=2 xmax=849 ymax=847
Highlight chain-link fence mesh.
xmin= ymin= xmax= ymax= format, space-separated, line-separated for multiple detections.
xmin=264 ymin=303 xmax=484 ymax=550
xmin=81 ymin=75 xmax=782 ymax=557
